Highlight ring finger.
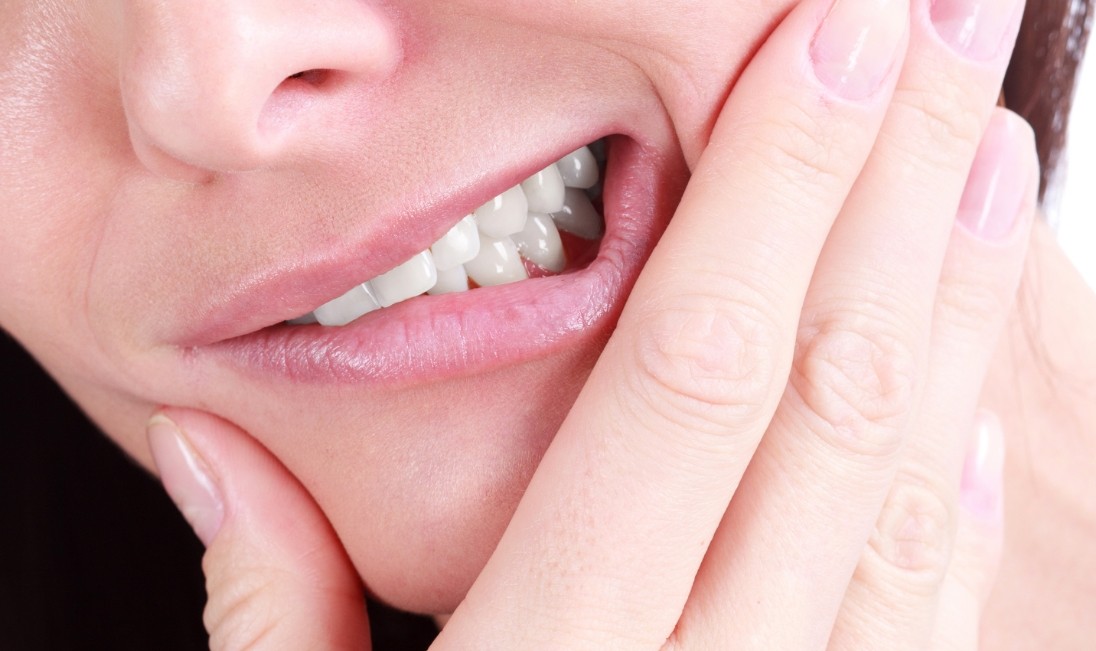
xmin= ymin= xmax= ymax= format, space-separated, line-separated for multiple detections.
xmin=828 ymin=110 xmax=1037 ymax=649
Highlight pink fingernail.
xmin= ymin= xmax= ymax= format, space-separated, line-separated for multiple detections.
xmin=148 ymin=415 xmax=224 ymax=546
xmin=811 ymin=0 xmax=909 ymax=99
xmin=931 ymin=0 xmax=1022 ymax=60
xmin=960 ymin=410 xmax=1005 ymax=521
xmin=956 ymin=112 xmax=1033 ymax=241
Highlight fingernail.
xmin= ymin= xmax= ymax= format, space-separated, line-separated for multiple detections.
xmin=811 ymin=0 xmax=909 ymax=100
xmin=960 ymin=410 xmax=1005 ymax=521
xmin=956 ymin=113 xmax=1032 ymax=241
xmin=931 ymin=0 xmax=1022 ymax=60
xmin=148 ymin=414 xmax=224 ymax=546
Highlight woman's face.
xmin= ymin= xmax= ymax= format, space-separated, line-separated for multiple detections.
xmin=1 ymin=0 xmax=793 ymax=613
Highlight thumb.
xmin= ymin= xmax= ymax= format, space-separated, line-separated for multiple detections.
xmin=146 ymin=408 xmax=370 ymax=651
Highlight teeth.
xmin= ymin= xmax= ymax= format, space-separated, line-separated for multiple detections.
xmin=428 ymin=264 xmax=470 ymax=295
xmin=512 ymin=212 xmax=565 ymax=273
xmin=371 ymin=252 xmax=439 ymax=308
xmin=555 ymin=146 xmax=599 ymax=189
xmin=474 ymin=185 xmax=529 ymax=238
xmin=293 ymin=141 xmax=607 ymax=326
xmin=313 ymin=283 xmax=382 ymax=326
xmin=430 ymin=215 xmax=480 ymax=270
xmin=464 ymin=235 xmax=528 ymax=287
xmin=551 ymin=188 xmax=604 ymax=240
xmin=521 ymin=165 xmax=566 ymax=214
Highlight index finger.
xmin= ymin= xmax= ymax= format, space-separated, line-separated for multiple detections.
xmin=437 ymin=0 xmax=910 ymax=647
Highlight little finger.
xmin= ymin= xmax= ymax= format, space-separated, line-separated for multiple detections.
xmin=929 ymin=412 xmax=1006 ymax=651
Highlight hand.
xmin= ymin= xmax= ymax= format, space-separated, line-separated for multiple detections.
xmin=146 ymin=0 xmax=1037 ymax=646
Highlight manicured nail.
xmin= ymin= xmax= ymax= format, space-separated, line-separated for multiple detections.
xmin=811 ymin=0 xmax=909 ymax=100
xmin=956 ymin=113 xmax=1032 ymax=241
xmin=147 ymin=414 xmax=224 ymax=546
xmin=932 ymin=0 xmax=1022 ymax=60
xmin=960 ymin=410 xmax=1005 ymax=521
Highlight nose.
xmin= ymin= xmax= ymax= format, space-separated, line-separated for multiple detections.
xmin=119 ymin=0 xmax=399 ymax=179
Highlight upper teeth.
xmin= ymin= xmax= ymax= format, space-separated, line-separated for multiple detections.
xmin=295 ymin=144 xmax=605 ymax=327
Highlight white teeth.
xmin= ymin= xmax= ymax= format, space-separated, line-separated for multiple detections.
xmin=521 ymin=165 xmax=566 ymax=214
xmin=294 ymin=142 xmax=607 ymax=326
xmin=313 ymin=283 xmax=382 ymax=326
xmin=551 ymin=188 xmax=604 ymax=240
xmin=371 ymin=251 xmax=439 ymax=308
xmin=464 ymin=235 xmax=528 ymax=287
xmin=474 ymin=185 xmax=529 ymax=238
xmin=512 ymin=212 xmax=565 ymax=273
xmin=430 ymin=215 xmax=480 ymax=270
xmin=428 ymin=264 xmax=470 ymax=295
xmin=556 ymin=146 xmax=599 ymax=189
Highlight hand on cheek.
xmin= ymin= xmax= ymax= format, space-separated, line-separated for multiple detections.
xmin=441 ymin=0 xmax=1031 ymax=644
xmin=148 ymin=0 xmax=1035 ymax=646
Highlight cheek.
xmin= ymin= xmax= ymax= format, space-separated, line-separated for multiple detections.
xmin=562 ymin=0 xmax=795 ymax=166
xmin=0 ymin=3 xmax=134 ymax=364
xmin=442 ymin=0 xmax=792 ymax=167
xmin=1 ymin=5 xmax=179 ymax=460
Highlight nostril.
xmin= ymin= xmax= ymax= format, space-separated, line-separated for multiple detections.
xmin=284 ymin=69 xmax=333 ymax=87
xmin=260 ymin=69 xmax=341 ymax=138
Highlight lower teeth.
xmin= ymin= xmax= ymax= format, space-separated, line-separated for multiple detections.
xmin=291 ymin=141 xmax=607 ymax=327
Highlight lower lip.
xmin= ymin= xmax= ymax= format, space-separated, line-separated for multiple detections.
xmin=202 ymin=137 xmax=684 ymax=385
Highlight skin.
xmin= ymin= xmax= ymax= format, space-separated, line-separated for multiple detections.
xmin=0 ymin=0 xmax=794 ymax=612
xmin=2 ymin=0 xmax=1093 ymax=648
xmin=981 ymin=223 xmax=1096 ymax=649
xmin=1 ymin=0 xmax=756 ymax=610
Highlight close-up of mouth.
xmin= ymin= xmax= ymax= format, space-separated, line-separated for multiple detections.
xmin=199 ymin=134 xmax=684 ymax=385
xmin=285 ymin=140 xmax=608 ymax=327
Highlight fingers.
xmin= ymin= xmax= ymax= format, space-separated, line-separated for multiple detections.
xmin=437 ymin=0 xmax=909 ymax=646
xmin=146 ymin=408 xmax=369 ymax=651
xmin=830 ymin=417 xmax=1008 ymax=651
xmin=827 ymin=110 xmax=1036 ymax=650
xmin=929 ymin=412 xmax=1006 ymax=651
xmin=675 ymin=1 xmax=1027 ymax=646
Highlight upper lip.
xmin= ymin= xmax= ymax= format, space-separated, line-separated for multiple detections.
xmin=171 ymin=126 xmax=616 ymax=348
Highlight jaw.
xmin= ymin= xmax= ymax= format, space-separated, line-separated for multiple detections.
xmin=174 ymin=139 xmax=687 ymax=613
xmin=1 ymin=0 xmax=801 ymax=615
xmin=42 ymin=133 xmax=687 ymax=614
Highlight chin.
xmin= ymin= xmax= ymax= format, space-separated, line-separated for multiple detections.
xmin=350 ymin=358 xmax=590 ymax=614
xmin=304 ymin=353 xmax=596 ymax=614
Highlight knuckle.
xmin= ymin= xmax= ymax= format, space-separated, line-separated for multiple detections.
xmin=763 ymin=108 xmax=846 ymax=189
xmin=934 ymin=269 xmax=1011 ymax=336
xmin=861 ymin=479 xmax=957 ymax=595
xmin=790 ymin=316 xmax=917 ymax=459
xmin=892 ymin=78 xmax=985 ymax=156
xmin=627 ymin=292 xmax=779 ymax=437
xmin=732 ymin=105 xmax=848 ymax=199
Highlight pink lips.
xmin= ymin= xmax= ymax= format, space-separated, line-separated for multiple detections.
xmin=196 ymin=137 xmax=687 ymax=385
